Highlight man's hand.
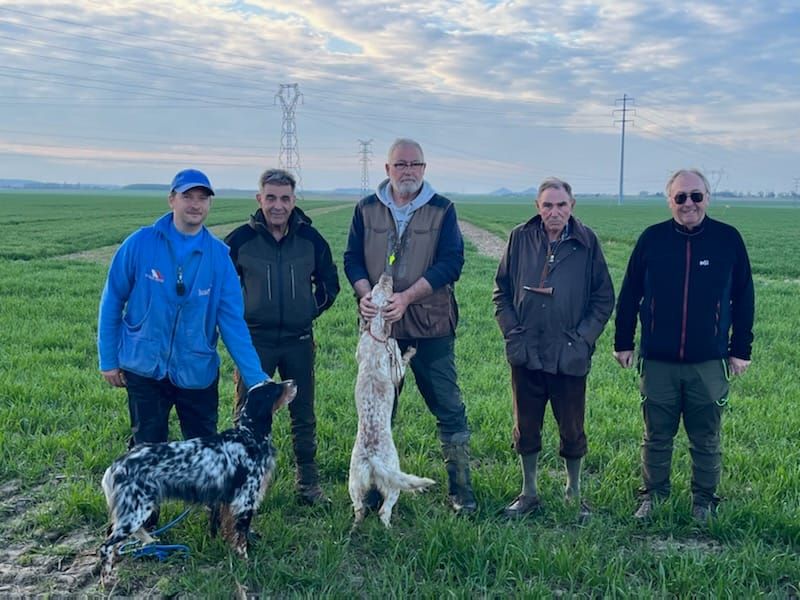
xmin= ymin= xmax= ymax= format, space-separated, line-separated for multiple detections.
xmin=383 ymin=276 xmax=433 ymax=323
xmin=729 ymin=356 xmax=751 ymax=376
xmin=354 ymin=279 xmax=378 ymax=320
xmin=384 ymin=291 xmax=410 ymax=323
xmin=613 ymin=350 xmax=634 ymax=369
xmin=358 ymin=292 xmax=379 ymax=320
xmin=101 ymin=368 xmax=127 ymax=387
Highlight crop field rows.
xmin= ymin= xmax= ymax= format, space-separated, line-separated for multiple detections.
xmin=0 ymin=193 xmax=798 ymax=596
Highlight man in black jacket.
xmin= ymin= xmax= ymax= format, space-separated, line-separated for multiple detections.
xmin=614 ymin=168 xmax=755 ymax=523
xmin=226 ymin=169 xmax=339 ymax=505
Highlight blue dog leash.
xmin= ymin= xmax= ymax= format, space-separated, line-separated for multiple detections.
xmin=117 ymin=508 xmax=192 ymax=561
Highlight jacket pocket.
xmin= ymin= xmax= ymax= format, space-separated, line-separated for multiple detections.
xmin=242 ymin=260 xmax=278 ymax=325
xmin=119 ymin=332 xmax=159 ymax=375
xmin=505 ymin=331 xmax=527 ymax=367
xmin=119 ymin=303 xmax=159 ymax=374
xmin=175 ymin=350 xmax=219 ymax=389
xmin=400 ymin=296 xmax=451 ymax=338
xmin=284 ymin=259 xmax=318 ymax=334
xmin=558 ymin=330 xmax=591 ymax=376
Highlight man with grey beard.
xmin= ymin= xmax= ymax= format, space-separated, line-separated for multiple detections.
xmin=343 ymin=138 xmax=477 ymax=515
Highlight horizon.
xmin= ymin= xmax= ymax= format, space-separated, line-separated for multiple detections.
xmin=1 ymin=180 xmax=795 ymax=201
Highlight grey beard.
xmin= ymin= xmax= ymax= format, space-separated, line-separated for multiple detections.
xmin=394 ymin=179 xmax=422 ymax=196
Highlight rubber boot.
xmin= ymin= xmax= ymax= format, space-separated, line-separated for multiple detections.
xmin=296 ymin=462 xmax=330 ymax=506
xmin=442 ymin=439 xmax=477 ymax=515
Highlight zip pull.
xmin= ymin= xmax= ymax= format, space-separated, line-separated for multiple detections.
xmin=176 ymin=266 xmax=186 ymax=296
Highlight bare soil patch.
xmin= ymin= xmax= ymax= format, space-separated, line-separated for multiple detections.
xmin=0 ymin=479 xmax=102 ymax=597
xmin=458 ymin=220 xmax=505 ymax=260
xmin=641 ymin=533 xmax=723 ymax=554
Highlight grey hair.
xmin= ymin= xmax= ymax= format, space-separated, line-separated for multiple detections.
xmin=258 ymin=168 xmax=296 ymax=191
xmin=536 ymin=177 xmax=575 ymax=203
xmin=664 ymin=168 xmax=710 ymax=198
xmin=387 ymin=138 xmax=424 ymax=162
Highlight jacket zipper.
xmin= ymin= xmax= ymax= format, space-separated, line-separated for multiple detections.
xmin=165 ymin=236 xmax=184 ymax=371
xmin=166 ymin=304 xmax=183 ymax=369
xmin=277 ymin=245 xmax=283 ymax=338
xmin=650 ymin=297 xmax=655 ymax=334
xmin=290 ymin=264 xmax=296 ymax=299
xmin=679 ymin=238 xmax=691 ymax=360
xmin=266 ymin=265 xmax=272 ymax=300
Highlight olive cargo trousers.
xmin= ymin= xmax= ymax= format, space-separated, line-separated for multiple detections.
xmin=639 ymin=359 xmax=729 ymax=506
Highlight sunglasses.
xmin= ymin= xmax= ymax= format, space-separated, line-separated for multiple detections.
xmin=673 ymin=191 xmax=705 ymax=205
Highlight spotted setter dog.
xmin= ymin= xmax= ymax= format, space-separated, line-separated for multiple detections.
xmin=98 ymin=380 xmax=295 ymax=585
xmin=348 ymin=273 xmax=435 ymax=527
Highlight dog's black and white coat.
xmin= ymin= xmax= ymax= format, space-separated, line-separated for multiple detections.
xmin=98 ymin=380 xmax=295 ymax=585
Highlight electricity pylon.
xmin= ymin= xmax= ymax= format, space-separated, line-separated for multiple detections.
xmin=358 ymin=139 xmax=373 ymax=197
xmin=275 ymin=83 xmax=304 ymax=194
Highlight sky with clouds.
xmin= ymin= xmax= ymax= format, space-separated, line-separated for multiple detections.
xmin=1 ymin=0 xmax=798 ymax=194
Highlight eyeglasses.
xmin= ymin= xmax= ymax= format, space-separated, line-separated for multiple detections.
xmin=391 ymin=161 xmax=426 ymax=171
xmin=673 ymin=191 xmax=705 ymax=205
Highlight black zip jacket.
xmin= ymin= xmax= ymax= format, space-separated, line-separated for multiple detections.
xmin=614 ymin=216 xmax=754 ymax=362
xmin=225 ymin=207 xmax=339 ymax=343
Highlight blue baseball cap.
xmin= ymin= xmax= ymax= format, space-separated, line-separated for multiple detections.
xmin=170 ymin=169 xmax=215 ymax=195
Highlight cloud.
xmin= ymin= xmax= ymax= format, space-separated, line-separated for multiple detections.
xmin=0 ymin=0 xmax=797 ymax=192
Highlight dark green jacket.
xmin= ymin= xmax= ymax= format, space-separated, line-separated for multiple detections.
xmin=493 ymin=215 xmax=614 ymax=376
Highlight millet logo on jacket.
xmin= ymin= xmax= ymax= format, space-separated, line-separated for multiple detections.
xmin=699 ymin=259 xmax=710 ymax=266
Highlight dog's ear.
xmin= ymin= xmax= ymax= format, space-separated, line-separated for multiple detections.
xmin=241 ymin=382 xmax=285 ymax=437
xmin=274 ymin=380 xmax=296 ymax=413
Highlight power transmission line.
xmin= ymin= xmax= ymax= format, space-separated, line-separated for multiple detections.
xmin=275 ymin=83 xmax=304 ymax=195
xmin=358 ymin=139 xmax=373 ymax=197
xmin=708 ymin=169 xmax=725 ymax=194
xmin=613 ymin=94 xmax=635 ymax=205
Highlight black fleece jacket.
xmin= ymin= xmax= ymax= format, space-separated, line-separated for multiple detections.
xmin=225 ymin=207 xmax=339 ymax=343
xmin=614 ymin=216 xmax=754 ymax=362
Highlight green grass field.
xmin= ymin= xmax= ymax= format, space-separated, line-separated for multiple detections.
xmin=0 ymin=192 xmax=798 ymax=596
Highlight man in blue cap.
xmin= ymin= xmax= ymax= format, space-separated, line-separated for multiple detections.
xmin=98 ymin=169 xmax=274 ymax=453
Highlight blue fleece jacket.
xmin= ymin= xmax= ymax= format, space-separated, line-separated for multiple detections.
xmin=97 ymin=212 xmax=268 ymax=389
